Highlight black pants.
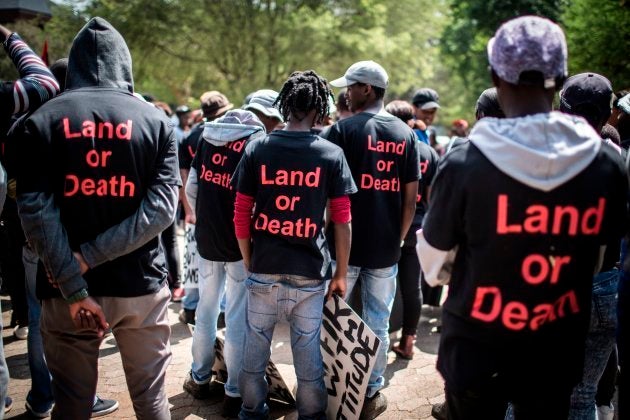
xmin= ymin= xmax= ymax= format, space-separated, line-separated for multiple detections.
xmin=397 ymin=244 xmax=422 ymax=335
xmin=0 ymin=207 xmax=28 ymax=327
xmin=160 ymin=221 xmax=181 ymax=289
xmin=595 ymin=348 xmax=618 ymax=407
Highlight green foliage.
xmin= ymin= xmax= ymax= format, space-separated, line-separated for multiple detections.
xmin=440 ymin=0 xmax=566 ymax=120
xmin=562 ymin=0 xmax=630 ymax=91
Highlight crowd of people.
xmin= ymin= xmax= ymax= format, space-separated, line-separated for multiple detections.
xmin=0 ymin=12 xmax=629 ymax=420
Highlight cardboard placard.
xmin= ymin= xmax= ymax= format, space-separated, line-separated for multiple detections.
xmin=212 ymin=336 xmax=296 ymax=406
xmin=321 ymin=295 xmax=381 ymax=419
xmin=181 ymin=224 xmax=198 ymax=288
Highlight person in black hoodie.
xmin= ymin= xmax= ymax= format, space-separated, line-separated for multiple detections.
xmin=417 ymin=16 xmax=628 ymax=420
xmin=14 ymin=18 xmax=180 ymax=419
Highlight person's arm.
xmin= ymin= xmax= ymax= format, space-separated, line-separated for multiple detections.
xmin=234 ymin=192 xmax=255 ymax=270
xmin=78 ymin=183 xmax=178 ymax=269
xmin=400 ymin=180 xmax=418 ymax=242
xmin=185 ymin=167 xmax=198 ymax=215
xmin=1 ymin=24 xmax=59 ymax=114
xmin=328 ymin=196 xmax=352 ymax=299
xmin=180 ymin=168 xmax=195 ymax=224
xmin=77 ymin=129 xmax=181 ymax=269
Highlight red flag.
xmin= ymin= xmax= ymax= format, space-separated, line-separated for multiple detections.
xmin=41 ymin=40 xmax=49 ymax=66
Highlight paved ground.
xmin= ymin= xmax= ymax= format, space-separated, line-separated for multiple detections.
xmin=2 ymin=293 xmax=444 ymax=419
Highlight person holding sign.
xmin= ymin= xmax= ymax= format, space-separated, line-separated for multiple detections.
xmin=417 ymin=16 xmax=628 ymax=419
xmin=325 ymin=60 xmax=420 ymax=417
xmin=15 ymin=18 xmax=180 ymax=419
xmin=232 ymin=70 xmax=356 ymax=419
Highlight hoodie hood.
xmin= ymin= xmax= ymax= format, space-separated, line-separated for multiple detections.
xmin=203 ymin=109 xmax=266 ymax=146
xmin=469 ymin=111 xmax=601 ymax=192
xmin=66 ymin=17 xmax=133 ymax=92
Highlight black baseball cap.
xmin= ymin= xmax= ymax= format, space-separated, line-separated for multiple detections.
xmin=560 ymin=73 xmax=613 ymax=121
xmin=412 ymin=88 xmax=440 ymax=110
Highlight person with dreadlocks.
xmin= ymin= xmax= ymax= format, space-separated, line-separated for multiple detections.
xmin=232 ymin=70 xmax=356 ymax=419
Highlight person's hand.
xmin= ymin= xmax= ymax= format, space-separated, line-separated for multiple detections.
xmin=327 ymin=274 xmax=347 ymax=300
xmin=184 ymin=211 xmax=196 ymax=225
xmin=68 ymin=297 xmax=109 ymax=337
xmin=0 ymin=25 xmax=12 ymax=43
xmin=73 ymin=251 xmax=89 ymax=275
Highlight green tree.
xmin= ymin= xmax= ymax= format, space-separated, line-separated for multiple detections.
xmin=562 ymin=0 xmax=630 ymax=91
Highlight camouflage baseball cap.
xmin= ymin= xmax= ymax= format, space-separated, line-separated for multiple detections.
xmin=488 ymin=16 xmax=568 ymax=89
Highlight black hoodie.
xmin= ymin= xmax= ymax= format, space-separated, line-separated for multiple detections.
xmin=16 ymin=17 xmax=181 ymax=299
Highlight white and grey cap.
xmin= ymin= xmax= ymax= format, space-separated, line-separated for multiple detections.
xmin=244 ymin=89 xmax=284 ymax=121
xmin=488 ymin=15 xmax=568 ymax=89
xmin=330 ymin=60 xmax=389 ymax=89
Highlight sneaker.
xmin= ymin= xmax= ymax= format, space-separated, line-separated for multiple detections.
xmin=4 ymin=396 xmax=12 ymax=414
xmin=360 ymin=392 xmax=387 ymax=419
xmin=431 ymin=401 xmax=448 ymax=420
xmin=179 ymin=308 xmax=196 ymax=325
xmin=25 ymin=400 xmax=53 ymax=418
xmin=222 ymin=395 xmax=243 ymax=418
xmin=91 ymin=397 xmax=119 ymax=417
xmin=171 ymin=287 xmax=185 ymax=302
xmin=183 ymin=371 xmax=216 ymax=399
xmin=13 ymin=325 xmax=29 ymax=340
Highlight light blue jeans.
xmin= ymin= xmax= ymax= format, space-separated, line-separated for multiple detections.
xmin=239 ymin=274 xmax=327 ymax=420
xmin=182 ymin=287 xmax=199 ymax=311
xmin=569 ymin=269 xmax=619 ymax=419
xmin=345 ymin=264 xmax=398 ymax=398
xmin=191 ymin=256 xmax=247 ymax=398
xmin=23 ymin=246 xmax=54 ymax=414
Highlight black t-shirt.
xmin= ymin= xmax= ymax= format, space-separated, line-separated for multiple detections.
xmin=232 ymin=130 xmax=356 ymax=280
xmin=423 ymin=142 xmax=628 ymax=390
xmin=179 ymin=123 xmax=203 ymax=170
xmin=405 ymin=141 xmax=439 ymax=244
xmin=326 ymin=111 xmax=420 ymax=267
xmin=18 ymin=88 xmax=180 ymax=298
xmin=191 ymin=137 xmax=248 ymax=261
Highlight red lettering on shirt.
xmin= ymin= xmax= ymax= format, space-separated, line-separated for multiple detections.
xmin=64 ymin=174 xmax=135 ymax=197
xmin=470 ymin=286 xmax=580 ymax=331
xmin=62 ymin=118 xmax=132 ymax=141
xmin=496 ymin=194 xmax=605 ymax=236
xmin=366 ymin=135 xmax=405 ymax=155
xmin=260 ymin=165 xmax=321 ymax=187
xmin=253 ymin=212 xmax=318 ymax=238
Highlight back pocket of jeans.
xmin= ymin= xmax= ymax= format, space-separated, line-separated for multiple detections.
xmin=592 ymin=292 xmax=618 ymax=331
xmin=246 ymin=278 xmax=277 ymax=331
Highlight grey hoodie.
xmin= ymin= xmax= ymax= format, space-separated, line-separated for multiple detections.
xmin=186 ymin=109 xmax=265 ymax=209
xmin=469 ymin=111 xmax=601 ymax=192
xmin=417 ymin=111 xmax=604 ymax=287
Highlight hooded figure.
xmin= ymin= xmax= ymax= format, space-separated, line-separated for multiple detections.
xmin=181 ymin=109 xmax=265 ymax=412
xmin=14 ymin=17 xmax=180 ymax=419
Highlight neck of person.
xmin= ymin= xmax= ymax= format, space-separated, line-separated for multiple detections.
xmin=356 ymin=98 xmax=384 ymax=115
xmin=495 ymin=75 xmax=555 ymax=118
xmin=284 ymin=110 xmax=317 ymax=132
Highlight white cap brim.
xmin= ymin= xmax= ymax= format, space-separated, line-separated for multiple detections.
xmin=330 ymin=76 xmax=352 ymax=88
xmin=245 ymin=102 xmax=283 ymax=122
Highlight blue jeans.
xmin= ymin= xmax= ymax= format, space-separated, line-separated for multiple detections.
xmin=23 ymin=246 xmax=54 ymax=413
xmin=239 ymin=274 xmax=327 ymax=420
xmin=182 ymin=287 xmax=199 ymax=310
xmin=569 ymin=269 xmax=619 ymax=419
xmin=345 ymin=264 xmax=398 ymax=398
xmin=191 ymin=256 xmax=247 ymax=397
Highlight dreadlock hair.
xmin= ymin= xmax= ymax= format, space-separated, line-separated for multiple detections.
xmin=275 ymin=70 xmax=331 ymax=125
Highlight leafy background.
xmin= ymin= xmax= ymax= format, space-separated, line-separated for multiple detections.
xmin=1 ymin=0 xmax=629 ymax=125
